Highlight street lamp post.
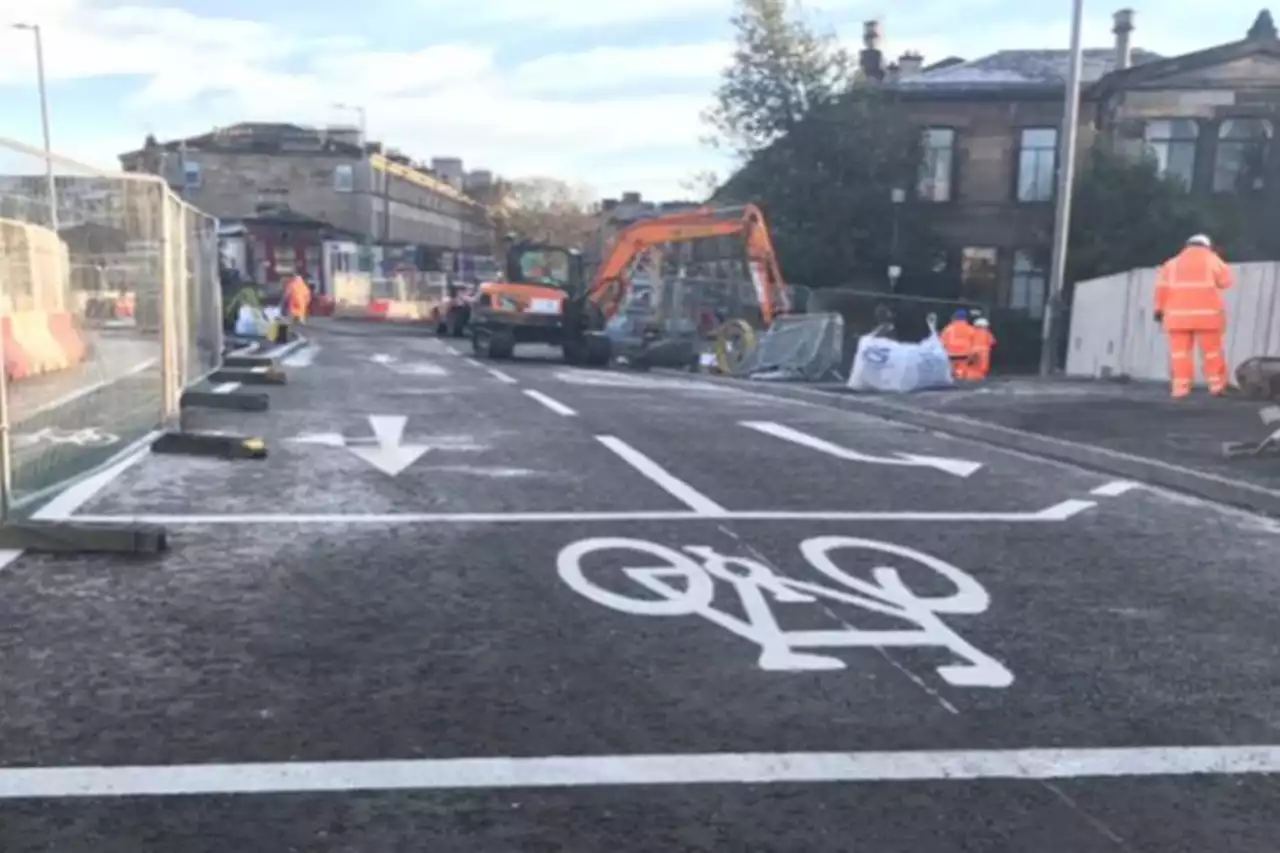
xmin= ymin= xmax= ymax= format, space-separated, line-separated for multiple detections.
xmin=13 ymin=22 xmax=57 ymax=230
xmin=332 ymin=102 xmax=374 ymax=268
xmin=1039 ymin=0 xmax=1086 ymax=375
xmin=889 ymin=187 xmax=905 ymax=290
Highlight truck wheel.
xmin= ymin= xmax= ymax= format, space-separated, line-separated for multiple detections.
xmin=472 ymin=329 xmax=489 ymax=357
xmin=489 ymin=331 xmax=515 ymax=359
xmin=584 ymin=334 xmax=612 ymax=367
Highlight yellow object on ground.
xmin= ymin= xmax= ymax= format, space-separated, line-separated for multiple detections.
xmin=714 ymin=319 xmax=756 ymax=374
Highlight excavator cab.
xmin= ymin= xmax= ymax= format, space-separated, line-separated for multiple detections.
xmin=505 ymin=241 xmax=585 ymax=296
xmin=470 ymin=237 xmax=607 ymax=363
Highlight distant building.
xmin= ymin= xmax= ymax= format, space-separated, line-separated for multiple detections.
xmin=118 ymin=122 xmax=498 ymax=287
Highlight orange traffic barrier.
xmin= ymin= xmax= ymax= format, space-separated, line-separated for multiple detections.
xmin=2 ymin=311 xmax=88 ymax=380
xmin=2 ymin=317 xmax=31 ymax=380
xmin=48 ymin=312 xmax=87 ymax=364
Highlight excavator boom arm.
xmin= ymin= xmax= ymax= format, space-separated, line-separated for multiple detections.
xmin=587 ymin=204 xmax=788 ymax=324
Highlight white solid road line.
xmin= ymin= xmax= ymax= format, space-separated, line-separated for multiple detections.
xmin=66 ymin=500 xmax=1095 ymax=525
xmin=0 ymin=430 xmax=162 ymax=570
xmin=2 ymin=745 xmax=1278 ymax=799
xmin=523 ymin=388 xmax=577 ymax=416
xmin=1091 ymin=480 xmax=1143 ymax=497
xmin=464 ymin=358 xmax=484 ymax=368
xmin=211 ymin=382 xmax=241 ymax=394
xmin=487 ymin=368 xmax=517 ymax=384
xmin=31 ymin=431 xmax=161 ymax=522
xmin=596 ymin=436 xmax=727 ymax=514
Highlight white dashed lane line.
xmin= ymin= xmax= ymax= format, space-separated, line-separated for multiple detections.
xmin=523 ymin=388 xmax=576 ymax=416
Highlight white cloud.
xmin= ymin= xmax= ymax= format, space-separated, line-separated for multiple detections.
xmin=0 ymin=0 xmax=1269 ymax=201
xmin=510 ymin=43 xmax=731 ymax=95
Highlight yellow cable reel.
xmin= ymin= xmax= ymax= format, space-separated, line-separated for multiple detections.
xmin=713 ymin=319 xmax=756 ymax=374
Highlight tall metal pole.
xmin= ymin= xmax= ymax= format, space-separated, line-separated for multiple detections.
xmin=1039 ymin=0 xmax=1086 ymax=375
xmin=333 ymin=103 xmax=375 ymax=270
xmin=13 ymin=23 xmax=56 ymax=230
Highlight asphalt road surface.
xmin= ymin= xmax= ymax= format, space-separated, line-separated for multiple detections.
xmin=1 ymin=324 xmax=1278 ymax=852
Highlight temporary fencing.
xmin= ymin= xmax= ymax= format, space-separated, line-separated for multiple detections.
xmin=332 ymin=269 xmax=449 ymax=323
xmin=1067 ymin=262 xmax=1280 ymax=383
xmin=603 ymin=274 xmax=807 ymax=372
xmin=0 ymin=136 xmax=222 ymax=513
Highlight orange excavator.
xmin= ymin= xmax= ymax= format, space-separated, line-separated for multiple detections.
xmin=469 ymin=203 xmax=790 ymax=365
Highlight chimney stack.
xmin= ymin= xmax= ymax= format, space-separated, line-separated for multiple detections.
xmin=897 ymin=51 xmax=924 ymax=76
xmin=860 ymin=20 xmax=884 ymax=81
xmin=1112 ymin=9 xmax=1134 ymax=70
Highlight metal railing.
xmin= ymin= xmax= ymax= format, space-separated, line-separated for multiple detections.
xmin=0 ymin=136 xmax=222 ymax=516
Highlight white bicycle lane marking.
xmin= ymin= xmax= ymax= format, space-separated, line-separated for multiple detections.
xmin=557 ymin=535 xmax=1013 ymax=688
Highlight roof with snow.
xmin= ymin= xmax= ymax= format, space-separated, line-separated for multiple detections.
xmin=892 ymin=48 xmax=1164 ymax=92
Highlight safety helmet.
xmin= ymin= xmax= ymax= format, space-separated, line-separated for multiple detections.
xmin=952 ymin=309 xmax=967 ymax=320
xmin=974 ymin=317 xmax=990 ymax=328
xmin=1186 ymin=234 xmax=1212 ymax=247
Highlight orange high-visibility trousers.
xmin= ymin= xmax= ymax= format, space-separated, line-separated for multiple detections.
xmin=1167 ymin=329 xmax=1227 ymax=397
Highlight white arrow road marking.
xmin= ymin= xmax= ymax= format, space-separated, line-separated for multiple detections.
xmin=287 ymin=418 xmax=486 ymax=476
xmin=288 ymin=432 xmax=348 ymax=448
xmin=347 ymin=415 xmax=431 ymax=476
xmin=741 ymin=421 xmax=983 ymax=478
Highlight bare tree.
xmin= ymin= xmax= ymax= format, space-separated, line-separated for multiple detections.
xmin=490 ymin=176 xmax=599 ymax=250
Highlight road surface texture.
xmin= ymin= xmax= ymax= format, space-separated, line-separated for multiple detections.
xmin=1 ymin=323 xmax=1278 ymax=852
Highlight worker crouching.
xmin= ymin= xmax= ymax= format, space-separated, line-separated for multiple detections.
xmin=939 ymin=309 xmax=993 ymax=381
xmin=1154 ymin=234 xmax=1234 ymax=398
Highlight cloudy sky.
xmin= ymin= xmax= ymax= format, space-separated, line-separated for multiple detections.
xmin=0 ymin=0 xmax=1263 ymax=201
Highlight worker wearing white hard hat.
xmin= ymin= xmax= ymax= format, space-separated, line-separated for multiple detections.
xmin=1153 ymin=234 xmax=1234 ymax=397
xmin=970 ymin=317 xmax=995 ymax=379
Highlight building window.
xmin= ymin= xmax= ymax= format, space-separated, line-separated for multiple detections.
xmin=1010 ymin=249 xmax=1049 ymax=318
xmin=1016 ymin=128 xmax=1057 ymax=202
xmin=960 ymin=247 xmax=998 ymax=303
xmin=917 ymin=128 xmax=955 ymax=201
xmin=1143 ymin=119 xmax=1198 ymax=188
xmin=334 ymin=164 xmax=354 ymax=192
xmin=1213 ymin=118 xmax=1271 ymax=193
xmin=182 ymin=160 xmax=201 ymax=189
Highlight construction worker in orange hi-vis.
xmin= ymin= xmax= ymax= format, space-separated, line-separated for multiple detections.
xmin=939 ymin=309 xmax=977 ymax=380
xmin=970 ymin=316 xmax=996 ymax=379
xmin=1154 ymin=234 xmax=1234 ymax=398
xmin=282 ymin=274 xmax=312 ymax=324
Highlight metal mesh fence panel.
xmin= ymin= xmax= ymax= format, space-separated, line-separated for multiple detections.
xmin=0 ymin=136 xmax=213 ymax=511
xmin=179 ymin=202 xmax=223 ymax=388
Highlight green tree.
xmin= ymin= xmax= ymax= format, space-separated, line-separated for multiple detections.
xmin=1066 ymin=147 xmax=1245 ymax=289
xmin=703 ymin=0 xmax=853 ymax=157
xmin=717 ymin=94 xmax=946 ymax=290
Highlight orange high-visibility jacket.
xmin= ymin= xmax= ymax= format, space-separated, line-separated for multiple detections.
xmin=939 ymin=320 xmax=976 ymax=357
xmin=1155 ymin=246 xmax=1234 ymax=331
xmin=283 ymin=276 xmax=311 ymax=315
xmin=972 ymin=327 xmax=995 ymax=354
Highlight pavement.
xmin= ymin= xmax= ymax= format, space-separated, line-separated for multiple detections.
xmin=1 ymin=322 xmax=1279 ymax=851
xmin=7 ymin=330 xmax=167 ymax=505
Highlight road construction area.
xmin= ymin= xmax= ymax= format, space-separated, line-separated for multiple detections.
xmin=1 ymin=322 xmax=1278 ymax=852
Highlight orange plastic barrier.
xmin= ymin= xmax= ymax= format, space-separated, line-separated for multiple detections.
xmin=1 ymin=317 xmax=31 ymax=380
xmin=47 ymin=312 xmax=87 ymax=365
xmin=3 ymin=311 xmax=88 ymax=380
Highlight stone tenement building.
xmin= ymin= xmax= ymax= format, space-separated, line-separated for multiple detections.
xmin=863 ymin=9 xmax=1280 ymax=317
xmin=119 ymin=122 xmax=495 ymax=261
